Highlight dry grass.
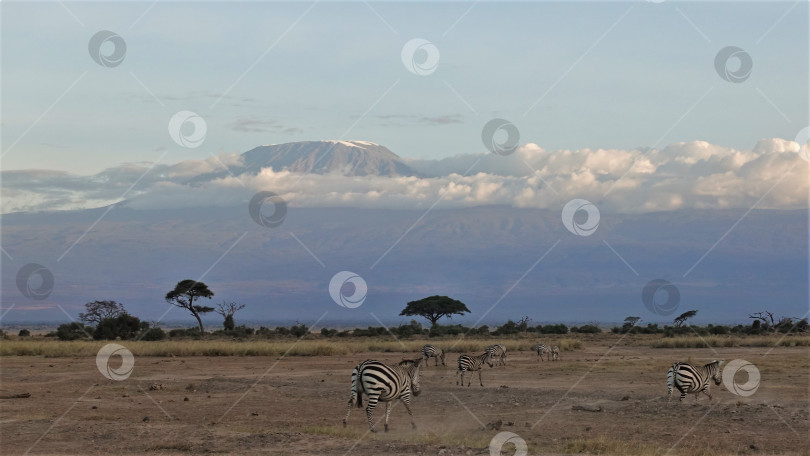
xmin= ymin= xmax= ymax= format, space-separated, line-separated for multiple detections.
xmin=0 ymin=337 xmax=585 ymax=358
xmin=651 ymin=335 xmax=810 ymax=348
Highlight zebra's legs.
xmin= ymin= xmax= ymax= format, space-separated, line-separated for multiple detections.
xmin=702 ymin=389 xmax=713 ymax=401
xmin=365 ymin=394 xmax=380 ymax=433
xmin=383 ymin=401 xmax=391 ymax=432
xmin=456 ymin=368 xmax=461 ymax=386
xmin=402 ymin=397 xmax=416 ymax=429
xmin=477 ymin=368 xmax=484 ymax=387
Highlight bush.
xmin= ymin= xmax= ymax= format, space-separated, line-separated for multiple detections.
xmin=394 ymin=320 xmax=424 ymax=338
xmin=169 ymin=327 xmax=201 ymax=338
xmin=139 ymin=323 xmax=167 ymax=341
xmin=708 ymin=324 xmax=730 ymax=335
xmin=539 ymin=324 xmax=568 ymax=334
xmin=571 ymin=325 xmax=601 ymax=334
xmin=429 ymin=324 xmax=470 ymax=337
xmin=213 ymin=325 xmax=254 ymax=338
xmin=93 ymin=314 xmax=141 ymax=340
xmin=18 ymin=329 xmax=31 ymax=337
xmin=57 ymin=322 xmax=91 ymax=341
xmin=321 ymin=328 xmax=338 ymax=337
xmin=289 ymin=323 xmax=309 ymax=338
xmin=493 ymin=320 xmax=520 ymax=335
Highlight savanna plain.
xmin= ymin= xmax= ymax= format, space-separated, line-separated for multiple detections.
xmin=1 ymin=334 xmax=808 ymax=456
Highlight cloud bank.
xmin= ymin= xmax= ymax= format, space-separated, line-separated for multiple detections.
xmin=2 ymin=138 xmax=806 ymax=214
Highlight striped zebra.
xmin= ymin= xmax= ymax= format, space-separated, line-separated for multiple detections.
xmin=343 ymin=358 xmax=422 ymax=432
xmin=550 ymin=345 xmax=559 ymax=361
xmin=456 ymin=352 xmax=494 ymax=387
xmin=532 ymin=344 xmax=550 ymax=361
xmin=667 ymin=360 xmax=724 ymax=403
xmin=420 ymin=344 xmax=446 ymax=367
xmin=486 ymin=344 xmax=507 ymax=366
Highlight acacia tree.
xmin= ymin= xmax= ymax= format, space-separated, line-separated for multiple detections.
xmin=621 ymin=316 xmax=641 ymax=333
xmin=673 ymin=310 xmax=698 ymax=327
xmin=79 ymin=300 xmax=126 ymax=325
xmin=165 ymin=280 xmax=215 ymax=334
xmin=399 ymin=295 xmax=470 ymax=328
xmin=215 ymin=301 xmax=246 ymax=330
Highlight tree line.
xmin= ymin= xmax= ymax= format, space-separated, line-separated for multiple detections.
xmin=15 ymin=290 xmax=808 ymax=341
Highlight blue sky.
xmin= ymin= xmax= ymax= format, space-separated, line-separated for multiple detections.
xmin=3 ymin=1 xmax=807 ymax=174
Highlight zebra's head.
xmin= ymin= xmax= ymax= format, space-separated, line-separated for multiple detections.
xmin=399 ymin=358 xmax=422 ymax=396
xmin=709 ymin=359 xmax=725 ymax=385
xmin=407 ymin=358 xmax=423 ymax=396
xmin=484 ymin=351 xmax=494 ymax=368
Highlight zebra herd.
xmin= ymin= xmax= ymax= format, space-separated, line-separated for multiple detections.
xmin=531 ymin=343 xmax=559 ymax=362
xmin=343 ymin=343 xmax=726 ymax=432
xmin=343 ymin=342 xmax=560 ymax=431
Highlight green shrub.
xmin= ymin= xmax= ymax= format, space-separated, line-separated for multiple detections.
xmin=18 ymin=329 xmax=31 ymax=337
xmin=93 ymin=314 xmax=141 ymax=340
xmin=571 ymin=324 xmax=601 ymax=334
xmin=57 ymin=322 xmax=91 ymax=341
xmin=139 ymin=324 xmax=167 ymax=341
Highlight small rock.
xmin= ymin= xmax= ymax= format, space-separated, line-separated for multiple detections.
xmin=251 ymin=412 xmax=259 ymax=416
xmin=749 ymin=444 xmax=758 ymax=450
xmin=585 ymin=426 xmax=591 ymax=431
xmin=142 ymin=417 xmax=150 ymax=423
xmin=484 ymin=419 xmax=503 ymax=431
xmin=184 ymin=397 xmax=189 ymax=402
xmin=91 ymin=406 xmax=98 ymax=410
xmin=620 ymin=395 xmax=630 ymax=401
xmin=572 ymin=404 xmax=603 ymax=412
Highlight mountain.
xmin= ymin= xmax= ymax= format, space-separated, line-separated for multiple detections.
xmin=189 ymin=140 xmax=418 ymax=184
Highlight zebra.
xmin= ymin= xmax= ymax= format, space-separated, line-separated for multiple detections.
xmin=343 ymin=358 xmax=422 ymax=432
xmin=420 ymin=344 xmax=446 ymax=367
xmin=486 ymin=344 xmax=507 ymax=366
xmin=456 ymin=352 xmax=494 ymax=387
xmin=550 ymin=345 xmax=559 ymax=361
xmin=532 ymin=344 xmax=550 ymax=361
xmin=667 ymin=360 xmax=724 ymax=403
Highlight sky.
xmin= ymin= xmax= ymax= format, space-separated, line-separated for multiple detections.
xmin=1 ymin=1 xmax=808 ymax=326
xmin=2 ymin=1 xmax=808 ymax=175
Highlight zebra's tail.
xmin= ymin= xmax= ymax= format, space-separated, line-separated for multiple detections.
xmin=666 ymin=364 xmax=676 ymax=398
xmin=350 ymin=366 xmax=364 ymax=409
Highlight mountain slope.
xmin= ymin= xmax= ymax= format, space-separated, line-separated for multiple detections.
xmin=189 ymin=141 xmax=418 ymax=185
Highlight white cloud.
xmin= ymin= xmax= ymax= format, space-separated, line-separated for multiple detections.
xmin=3 ymin=139 xmax=807 ymax=214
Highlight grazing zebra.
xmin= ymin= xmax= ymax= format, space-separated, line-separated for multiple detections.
xmin=532 ymin=344 xmax=550 ymax=361
xmin=456 ymin=352 xmax=494 ymax=387
xmin=486 ymin=344 xmax=507 ymax=366
xmin=343 ymin=358 xmax=422 ymax=432
xmin=667 ymin=360 xmax=724 ymax=403
xmin=550 ymin=345 xmax=559 ymax=361
xmin=420 ymin=344 xmax=446 ymax=367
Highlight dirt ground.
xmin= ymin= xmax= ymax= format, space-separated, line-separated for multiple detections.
xmin=1 ymin=341 xmax=808 ymax=455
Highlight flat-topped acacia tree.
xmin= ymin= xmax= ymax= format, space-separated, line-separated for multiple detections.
xmin=165 ymin=280 xmax=215 ymax=334
xmin=399 ymin=295 xmax=471 ymax=328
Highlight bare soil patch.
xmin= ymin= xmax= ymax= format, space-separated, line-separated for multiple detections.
xmin=1 ymin=340 xmax=808 ymax=455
